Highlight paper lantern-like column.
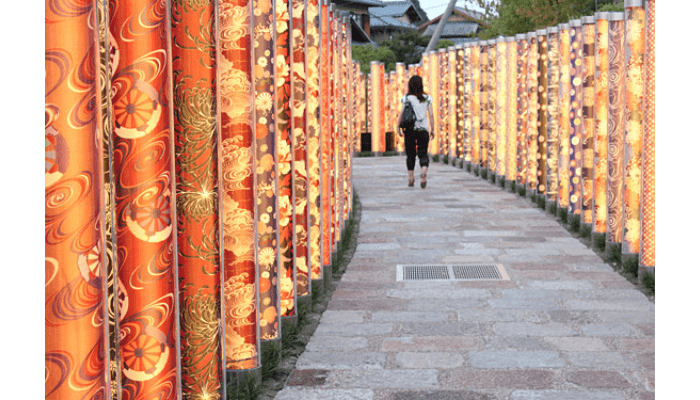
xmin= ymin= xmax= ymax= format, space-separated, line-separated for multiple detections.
xmin=320 ymin=1 xmax=332 ymax=270
xmin=172 ymin=1 xmax=223 ymax=396
xmin=606 ymin=12 xmax=626 ymax=255
xmin=439 ymin=49 xmax=449 ymax=157
xmin=370 ymin=62 xmax=384 ymax=153
xmin=45 ymin=5 xmax=108 ymax=398
xmin=276 ymin=0 xmax=297 ymax=325
xmin=429 ymin=51 xmax=440 ymax=155
xmin=568 ymin=19 xmax=584 ymax=218
xmin=448 ymin=47 xmax=458 ymax=159
xmin=487 ymin=39 xmax=497 ymax=173
xmin=292 ymin=0 xmax=310 ymax=305
xmin=109 ymin=1 xmax=180 ymax=395
xmin=622 ymin=0 xmax=645 ymax=263
xmin=479 ymin=41 xmax=489 ymax=169
xmin=306 ymin=0 xmax=323 ymax=286
xmin=536 ymin=29 xmax=548 ymax=196
xmin=495 ymin=37 xmax=508 ymax=179
xmin=462 ymin=44 xmax=472 ymax=164
xmin=389 ymin=71 xmax=397 ymax=149
xmin=640 ymin=0 xmax=655 ymax=272
xmin=515 ymin=34 xmax=529 ymax=187
xmin=593 ymin=12 xmax=611 ymax=243
xmin=506 ymin=37 xmax=518 ymax=184
xmin=526 ymin=32 xmax=539 ymax=193
xmin=545 ymin=27 xmax=560 ymax=207
xmin=396 ymin=63 xmax=406 ymax=152
xmin=581 ymin=16 xmax=597 ymax=228
xmin=557 ymin=23 xmax=571 ymax=212
xmin=470 ymin=42 xmax=481 ymax=166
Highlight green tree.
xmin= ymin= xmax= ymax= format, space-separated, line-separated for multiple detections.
xmin=352 ymin=44 xmax=397 ymax=74
xmin=378 ymin=30 xmax=430 ymax=67
xmin=466 ymin=0 xmax=621 ymax=39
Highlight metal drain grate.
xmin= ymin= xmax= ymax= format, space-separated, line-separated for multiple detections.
xmin=397 ymin=264 xmax=509 ymax=281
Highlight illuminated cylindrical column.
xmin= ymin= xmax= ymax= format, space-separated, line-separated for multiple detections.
xmin=45 ymin=4 xmax=108 ymax=398
xmin=389 ymin=71 xmax=397 ymax=150
xmin=109 ymin=1 xmax=180 ymax=396
xmin=172 ymin=0 xmax=223 ymax=396
xmin=429 ymin=51 xmax=440 ymax=155
xmin=495 ymin=37 xmax=508 ymax=179
xmin=640 ymin=0 xmax=655 ymax=272
xmin=359 ymin=70 xmax=367 ymax=140
xmin=593 ymin=12 xmax=611 ymax=243
xmin=471 ymin=42 xmax=481 ymax=166
xmin=341 ymin=19 xmax=351 ymax=223
xmin=526 ymin=32 xmax=539 ymax=193
xmin=506 ymin=37 xmax=518 ymax=184
xmin=276 ymin=0 xmax=297 ymax=327
xmin=396 ymin=63 xmax=406 ymax=152
xmin=462 ymin=44 xmax=472 ymax=163
xmin=536 ymin=29 xmax=548 ymax=196
xmin=448 ymin=47 xmax=458 ymax=159
xmin=622 ymin=0 xmax=645 ymax=264
xmin=582 ymin=15 xmax=597 ymax=228
xmin=545 ymin=26 xmax=560 ymax=207
xmin=557 ymin=23 xmax=571 ymax=212
xmin=515 ymin=34 xmax=529 ymax=187
xmin=487 ymin=39 xmax=497 ymax=174
xmin=480 ymin=41 xmax=489 ymax=169
xmin=606 ymin=12 xmax=626 ymax=256
xmin=439 ymin=48 xmax=449 ymax=157
xmin=307 ymin=0 xmax=323 ymax=287
xmin=569 ymin=19 xmax=584 ymax=218
xmin=320 ymin=0 xmax=332 ymax=275
xmin=370 ymin=61 xmax=384 ymax=153
xmin=292 ymin=0 xmax=310 ymax=307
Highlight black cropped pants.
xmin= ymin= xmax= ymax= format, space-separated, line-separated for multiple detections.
xmin=404 ymin=128 xmax=430 ymax=171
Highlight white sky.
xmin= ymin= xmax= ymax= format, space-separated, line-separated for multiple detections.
xmin=417 ymin=0 xmax=484 ymax=20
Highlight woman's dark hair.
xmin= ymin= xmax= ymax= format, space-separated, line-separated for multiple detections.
xmin=407 ymin=75 xmax=426 ymax=102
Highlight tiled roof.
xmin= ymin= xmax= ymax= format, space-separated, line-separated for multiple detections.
xmin=369 ymin=13 xmax=414 ymax=29
xmin=369 ymin=2 xmax=411 ymax=17
xmin=333 ymin=0 xmax=386 ymax=7
xmin=422 ymin=21 xmax=479 ymax=37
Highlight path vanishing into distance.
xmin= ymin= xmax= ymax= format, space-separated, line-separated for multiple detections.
xmin=275 ymin=156 xmax=655 ymax=400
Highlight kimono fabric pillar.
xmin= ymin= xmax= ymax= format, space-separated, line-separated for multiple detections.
xmin=639 ymin=0 xmax=655 ymax=274
xmin=370 ymin=62 xmax=383 ymax=154
xmin=495 ymin=37 xmax=508 ymax=181
xmin=251 ymin=0 xmax=282 ymax=366
xmin=568 ymin=19 xmax=584 ymax=222
xmin=487 ymin=39 xmax=497 ymax=177
xmin=46 ymin=3 xmax=108 ymax=398
xmin=525 ymin=31 xmax=539 ymax=196
xmin=306 ymin=0 xmax=322 ymax=296
xmin=291 ymin=0 xmax=311 ymax=314
xmin=171 ymin=0 xmax=223 ymax=398
xmin=218 ymin=0 xmax=261 ymax=386
xmin=582 ymin=16 xmax=597 ymax=230
xmin=395 ymin=63 xmax=406 ymax=153
xmin=605 ymin=12 xmax=626 ymax=259
xmin=440 ymin=49 xmax=449 ymax=157
xmin=471 ymin=42 xmax=482 ymax=169
xmin=448 ymin=47 xmax=458 ymax=159
xmin=429 ymin=51 xmax=440 ymax=156
xmin=622 ymin=0 xmax=645 ymax=267
xmin=462 ymin=44 xmax=472 ymax=165
xmin=545 ymin=26 xmax=560 ymax=211
xmin=109 ymin=1 xmax=180 ymax=398
xmin=557 ymin=23 xmax=572 ymax=216
xmin=276 ymin=0 xmax=298 ymax=330
xmin=479 ymin=41 xmax=489 ymax=170
xmin=515 ymin=34 xmax=529 ymax=189
xmin=506 ymin=37 xmax=518 ymax=186
xmin=536 ymin=30 xmax=548 ymax=201
xmin=320 ymin=0 xmax=332 ymax=280
xmin=592 ymin=12 xmax=611 ymax=246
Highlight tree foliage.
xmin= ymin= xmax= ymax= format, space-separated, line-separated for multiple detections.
xmin=379 ymin=30 xmax=430 ymax=67
xmin=466 ymin=0 xmax=622 ymax=39
xmin=352 ymin=44 xmax=397 ymax=74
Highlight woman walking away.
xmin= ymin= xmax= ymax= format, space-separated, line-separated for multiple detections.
xmin=397 ymin=75 xmax=435 ymax=188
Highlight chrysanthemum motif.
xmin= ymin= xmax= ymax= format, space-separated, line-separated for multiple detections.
xmin=258 ymin=247 xmax=276 ymax=266
xmin=121 ymin=331 xmax=169 ymax=381
xmin=135 ymin=195 xmax=171 ymax=236
xmin=113 ymin=82 xmax=162 ymax=138
xmin=256 ymin=92 xmax=273 ymax=113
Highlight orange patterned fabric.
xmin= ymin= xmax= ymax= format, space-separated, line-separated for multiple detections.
xmin=640 ymin=0 xmax=655 ymax=268
xmin=172 ymin=0 xmax=223 ymax=396
xmin=46 ymin=1 xmax=108 ymax=398
xmin=593 ymin=15 xmax=610 ymax=234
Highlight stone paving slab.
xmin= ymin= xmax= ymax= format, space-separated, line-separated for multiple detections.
xmin=275 ymin=157 xmax=654 ymax=400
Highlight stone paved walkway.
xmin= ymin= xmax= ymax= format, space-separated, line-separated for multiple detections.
xmin=275 ymin=156 xmax=655 ymax=400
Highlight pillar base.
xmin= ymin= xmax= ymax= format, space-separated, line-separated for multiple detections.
xmin=297 ymin=293 xmax=312 ymax=315
xmin=591 ymin=231 xmax=606 ymax=248
xmin=639 ymin=265 xmax=655 ymax=277
xmin=505 ymin=179 xmax=516 ymax=192
xmin=605 ymin=241 xmax=622 ymax=262
xmin=260 ymin=337 xmax=282 ymax=371
xmin=545 ymin=199 xmax=557 ymax=215
xmin=226 ymin=366 xmax=262 ymax=397
xmin=282 ymin=314 xmax=297 ymax=332
xmin=311 ymin=278 xmax=324 ymax=300
xmin=323 ymin=264 xmax=332 ymax=289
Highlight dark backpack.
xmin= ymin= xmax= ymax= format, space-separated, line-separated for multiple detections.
xmin=399 ymin=98 xmax=416 ymax=130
